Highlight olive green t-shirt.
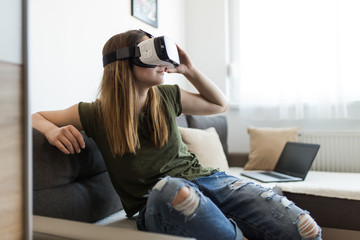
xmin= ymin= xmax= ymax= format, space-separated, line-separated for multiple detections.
xmin=78 ymin=84 xmax=215 ymax=217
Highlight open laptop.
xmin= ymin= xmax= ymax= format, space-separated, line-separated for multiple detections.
xmin=241 ymin=142 xmax=320 ymax=183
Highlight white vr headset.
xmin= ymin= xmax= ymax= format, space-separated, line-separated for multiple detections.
xmin=102 ymin=35 xmax=180 ymax=68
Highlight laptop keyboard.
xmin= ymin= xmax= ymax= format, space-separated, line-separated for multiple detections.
xmin=261 ymin=172 xmax=289 ymax=179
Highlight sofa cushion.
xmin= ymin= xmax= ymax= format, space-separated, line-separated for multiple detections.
xmin=178 ymin=127 xmax=229 ymax=171
xmin=244 ymin=126 xmax=298 ymax=170
xmin=33 ymin=128 xmax=122 ymax=222
xmin=186 ymin=115 xmax=228 ymax=158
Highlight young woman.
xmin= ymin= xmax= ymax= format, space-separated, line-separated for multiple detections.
xmin=32 ymin=29 xmax=322 ymax=240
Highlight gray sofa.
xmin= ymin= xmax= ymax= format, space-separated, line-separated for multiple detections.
xmin=33 ymin=114 xmax=228 ymax=223
xmin=33 ymin=113 xmax=360 ymax=237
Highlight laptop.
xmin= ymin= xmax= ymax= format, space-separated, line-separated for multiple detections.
xmin=241 ymin=142 xmax=320 ymax=183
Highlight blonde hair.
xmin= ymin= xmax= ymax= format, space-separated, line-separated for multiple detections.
xmin=99 ymin=30 xmax=169 ymax=156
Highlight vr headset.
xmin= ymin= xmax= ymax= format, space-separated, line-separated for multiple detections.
xmin=102 ymin=36 xmax=180 ymax=68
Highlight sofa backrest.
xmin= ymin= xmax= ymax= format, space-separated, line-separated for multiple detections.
xmin=186 ymin=115 xmax=228 ymax=157
xmin=177 ymin=114 xmax=228 ymax=158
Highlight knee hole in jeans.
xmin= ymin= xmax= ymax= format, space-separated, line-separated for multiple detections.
xmin=172 ymin=186 xmax=200 ymax=217
xmin=297 ymin=214 xmax=319 ymax=239
xmin=172 ymin=186 xmax=190 ymax=206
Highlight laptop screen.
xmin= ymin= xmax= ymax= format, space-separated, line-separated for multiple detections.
xmin=274 ymin=142 xmax=320 ymax=179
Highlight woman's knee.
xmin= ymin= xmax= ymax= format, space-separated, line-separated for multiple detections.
xmin=172 ymin=186 xmax=190 ymax=206
xmin=297 ymin=213 xmax=321 ymax=239
xmin=172 ymin=186 xmax=200 ymax=217
xmin=151 ymin=177 xmax=186 ymax=194
xmin=149 ymin=177 xmax=200 ymax=217
xmin=149 ymin=177 xmax=188 ymax=205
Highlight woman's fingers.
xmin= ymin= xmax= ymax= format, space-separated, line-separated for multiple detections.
xmin=64 ymin=126 xmax=85 ymax=154
xmin=54 ymin=139 xmax=71 ymax=155
xmin=60 ymin=134 xmax=77 ymax=154
xmin=49 ymin=125 xmax=85 ymax=154
xmin=165 ymin=44 xmax=194 ymax=75
xmin=70 ymin=126 xmax=86 ymax=149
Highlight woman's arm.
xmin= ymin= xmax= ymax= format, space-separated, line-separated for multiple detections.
xmin=166 ymin=45 xmax=230 ymax=115
xmin=32 ymin=104 xmax=85 ymax=154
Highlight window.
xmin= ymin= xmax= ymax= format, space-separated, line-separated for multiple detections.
xmin=228 ymin=0 xmax=360 ymax=119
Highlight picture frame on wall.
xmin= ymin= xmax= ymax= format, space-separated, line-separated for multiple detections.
xmin=131 ymin=0 xmax=158 ymax=28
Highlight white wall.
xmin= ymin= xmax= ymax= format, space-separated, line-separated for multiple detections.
xmin=184 ymin=0 xmax=229 ymax=93
xmin=0 ymin=0 xmax=22 ymax=63
xmin=29 ymin=0 xmax=186 ymax=113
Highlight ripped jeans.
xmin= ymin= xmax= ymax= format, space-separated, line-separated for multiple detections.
xmin=137 ymin=171 xmax=322 ymax=240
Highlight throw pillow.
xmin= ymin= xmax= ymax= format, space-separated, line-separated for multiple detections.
xmin=178 ymin=127 xmax=229 ymax=172
xmin=244 ymin=126 xmax=298 ymax=170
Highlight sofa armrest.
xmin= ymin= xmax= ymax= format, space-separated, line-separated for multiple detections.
xmin=33 ymin=128 xmax=122 ymax=222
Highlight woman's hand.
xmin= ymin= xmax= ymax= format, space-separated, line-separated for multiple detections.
xmin=46 ymin=125 xmax=85 ymax=155
xmin=165 ymin=45 xmax=230 ymax=116
xmin=32 ymin=104 xmax=85 ymax=155
xmin=165 ymin=45 xmax=194 ymax=76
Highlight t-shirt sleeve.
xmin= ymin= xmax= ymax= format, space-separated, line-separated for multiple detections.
xmin=157 ymin=84 xmax=182 ymax=116
xmin=78 ymin=101 xmax=99 ymax=138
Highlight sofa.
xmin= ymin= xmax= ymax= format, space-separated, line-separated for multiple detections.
xmin=33 ymin=114 xmax=360 ymax=239
xmin=32 ymin=114 xmax=229 ymax=239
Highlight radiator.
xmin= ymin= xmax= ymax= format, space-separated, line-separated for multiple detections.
xmin=298 ymin=131 xmax=360 ymax=172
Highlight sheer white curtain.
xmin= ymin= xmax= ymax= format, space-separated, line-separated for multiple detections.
xmin=228 ymin=0 xmax=360 ymax=120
